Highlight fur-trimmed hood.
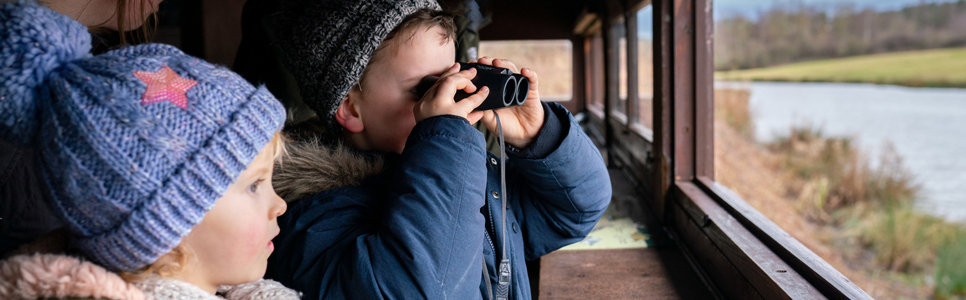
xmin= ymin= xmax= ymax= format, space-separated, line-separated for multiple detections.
xmin=272 ymin=138 xmax=387 ymax=202
xmin=0 ymin=253 xmax=149 ymax=300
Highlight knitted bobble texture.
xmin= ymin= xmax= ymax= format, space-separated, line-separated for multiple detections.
xmin=0 ymin=2 xmax=91 ymax=145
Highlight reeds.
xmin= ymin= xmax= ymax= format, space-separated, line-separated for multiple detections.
xmin=715 ymin=87 xmax=966 ymax=298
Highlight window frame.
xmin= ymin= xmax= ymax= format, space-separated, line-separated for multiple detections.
xmin=577 ymin=0 xmax=873 ymax=299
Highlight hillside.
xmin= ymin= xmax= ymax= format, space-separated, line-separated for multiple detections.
xmin=715 ymin=47 xmax=966 ymax=88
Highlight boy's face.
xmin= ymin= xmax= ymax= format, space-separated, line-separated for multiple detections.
xmin=177 ymin=141 xmax=286 ymax=291
xmin=348 ymin=25 xmax=456 ymax=153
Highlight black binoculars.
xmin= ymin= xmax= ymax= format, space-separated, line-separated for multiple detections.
xmin=414 ymin=63 xmax=530 ymax=111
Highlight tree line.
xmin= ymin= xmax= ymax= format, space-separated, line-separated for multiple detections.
xmin=715 ymin=0 xmax=966 ymax=70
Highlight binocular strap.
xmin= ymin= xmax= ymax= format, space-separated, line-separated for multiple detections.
xmin=482 ymin=113 xmax=512 ymax=300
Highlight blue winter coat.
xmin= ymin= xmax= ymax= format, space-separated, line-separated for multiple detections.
xmin=267 ymin=103 xmax=611 ymax=300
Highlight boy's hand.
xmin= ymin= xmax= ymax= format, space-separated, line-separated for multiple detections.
xmin=471 ymin=57 xmax=545 ymax=149
xmin=414 ymin=63 xmax=489 ymax=123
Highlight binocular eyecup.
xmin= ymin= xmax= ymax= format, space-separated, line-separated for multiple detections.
xmin=414 ymin=63 xmax=529 ymax=111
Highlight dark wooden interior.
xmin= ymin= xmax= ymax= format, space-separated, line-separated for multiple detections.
xmin=164 ymin=0 xmax=873 ymax=298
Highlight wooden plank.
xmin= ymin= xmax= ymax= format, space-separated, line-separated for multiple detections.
xmin=671 ymin=0 xmax=695 ymax=181
xmin=573 ymin=9 xmax=599 ymax=35
xmin=628 ymin=0 xmax=655 ymax=12
xmin=539 ymin=248 xmax=714 ymax=299
xmin=651 ymin=0 xmax=674 ymax=223
xmin=607 ymin=118 xmax=654 ymax=198
xmin=674 ymin=182 xmax=827 ymax=299
xmin=668 ymin=198 xmax=761 ymax=300
xmin=625 ymin=11 xmax=641 ymax=125
xmin=694 ymin=0 xmax=714 ymax=178
xmin=603 ymin=10 xmax=621 ymax=166
xmin=478 ymin=0 xmax=587 ymax=40
xmin=560 ymin=36 xmax=586 ymax=114
xmin=695 ymin=177 xmax=874 ymax=300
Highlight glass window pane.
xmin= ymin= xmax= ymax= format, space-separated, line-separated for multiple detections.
xmin=615 ymin=21 xmax=627 ymax=115
xmin=589 ymin=32 xmax=605 ymax=109
xmin=637 ymin=5 xmax=654 ymax=128
xmin=479 ymin=40 xmax=573 ymax=101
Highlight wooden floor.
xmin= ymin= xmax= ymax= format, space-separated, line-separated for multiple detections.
xmin=539 ymin=247 xmax=713 ymax=299
xmin=535 ymin=166 xmax=715 ymax=299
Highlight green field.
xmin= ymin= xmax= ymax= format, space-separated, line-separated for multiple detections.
xmin=716 ymin=47 xmax=966 ymax=88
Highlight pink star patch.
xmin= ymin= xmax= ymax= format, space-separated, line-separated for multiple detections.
xmin=134 ymin=65 xmax=198 ymax=109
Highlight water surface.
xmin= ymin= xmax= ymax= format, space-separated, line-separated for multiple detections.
xmin=718 ymin=81 xmax=966 ymax=221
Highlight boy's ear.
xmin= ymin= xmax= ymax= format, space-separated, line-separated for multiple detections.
xmin=335 ymin=91 xmax=364 ymax=133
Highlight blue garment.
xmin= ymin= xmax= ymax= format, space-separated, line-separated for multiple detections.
xmin=267 ymin=103 xmax=611 ymax=300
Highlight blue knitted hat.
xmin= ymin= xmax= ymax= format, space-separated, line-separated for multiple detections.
xmin=1 ymin=2 xmax=286 ymax=271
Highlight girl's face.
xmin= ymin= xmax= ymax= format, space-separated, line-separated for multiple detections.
xmin=176 ymin=142 xmax=287 ymax=293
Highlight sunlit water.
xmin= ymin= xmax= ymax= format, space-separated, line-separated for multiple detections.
xmin=717 ymin=81 xmax=966 ymax=222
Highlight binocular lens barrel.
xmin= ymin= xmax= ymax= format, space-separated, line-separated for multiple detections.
xmin=413 ymin=63 xmax=530 ymax=111
xmin=513 ymin=74 xmax=529 ymax=106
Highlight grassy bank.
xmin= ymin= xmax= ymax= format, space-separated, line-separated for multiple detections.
xmin=714 ymin=89 xmax=966 ymax=299
xmin=715 ymin=47 xmax=966 ymax=88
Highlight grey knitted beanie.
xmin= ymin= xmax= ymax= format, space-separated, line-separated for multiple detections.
xmin=272 ymin=0 xmax=441 ymax=130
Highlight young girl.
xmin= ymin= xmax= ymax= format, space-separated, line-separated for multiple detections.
xmin=1 ymin=0 xmax=163 ymax=257
xmin=0 ymin=3 xmax=299 ymax=299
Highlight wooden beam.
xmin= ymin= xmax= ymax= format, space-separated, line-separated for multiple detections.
xmin=603 ymin=5 xmax=621 ymax=166
xmin=565 ymin=36 xmax=588 ymax=114
xmin=574 ymin=9 xmax=599 ymax=35
xmin=652 ymin=0 xmax=674 ymax=223
xmin=694 ymin=0 xmax=714 ymax=178
xmin=671 ymin=0 xmax=694 ymax=181
xmin=673 ymin=182 xmax=827 ymax=299
xmin=695 ymin=178 xmax=874 ymax=300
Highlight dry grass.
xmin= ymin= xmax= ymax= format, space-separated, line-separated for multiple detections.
xmin=714 ymin=89 xmax=754 ymax=139
xmin=479 ymin=40 xmax=573 ymax=99
xmin=712 ymin=87 xmax=966 ymax=299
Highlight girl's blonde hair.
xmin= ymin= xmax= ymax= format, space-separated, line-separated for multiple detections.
xmin=120 ymin=132 xmax=287 ymax=282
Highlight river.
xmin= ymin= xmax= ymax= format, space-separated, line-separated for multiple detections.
xmin=716 ymin=81 xmax=966 ymax=222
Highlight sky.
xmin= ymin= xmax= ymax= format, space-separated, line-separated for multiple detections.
xmin=635 ymin=0 xmax=960 ymax=38
xmin=713 ymin=0 xmax=962 ymax=19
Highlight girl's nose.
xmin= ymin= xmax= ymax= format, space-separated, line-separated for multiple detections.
xmin=269 ymin=189 xmax=287 ymax=218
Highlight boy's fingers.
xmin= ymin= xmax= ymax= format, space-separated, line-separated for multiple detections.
xmin=467 ymin=111 xmax=485 ymax=124
xmin=455 ymin=86 xmax=489 ymax=112
xmin=441 ymin=62 xmax=461 ymax=77
xmin=435 ymin=69 xmax=477 ymax=95
xmin=492 ymin=59 xmax=518 ymax=73
xmin=523 ymin=68 xmax=539 ymax=93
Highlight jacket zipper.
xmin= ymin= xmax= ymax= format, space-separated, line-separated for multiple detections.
xmin=485 ymin=195 xmax=498 ymax=261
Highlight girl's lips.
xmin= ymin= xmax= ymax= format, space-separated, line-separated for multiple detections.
xmin=267 ymin=240 xmax=275 ymax=252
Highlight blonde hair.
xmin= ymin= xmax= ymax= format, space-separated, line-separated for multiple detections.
xmin=120 ymin=243 xmax=192 ymax=282
xmin=120 ymin=132 xmax=287 ymax=282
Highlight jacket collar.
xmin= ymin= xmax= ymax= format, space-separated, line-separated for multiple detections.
xmin=272 ymin=137 xmax=387 ymax=202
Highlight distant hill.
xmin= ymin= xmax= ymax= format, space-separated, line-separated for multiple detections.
xmin=715 ymin=0 xmax=966 ymax=70
xmin=715 ymin=47 xmax=966 ymax=88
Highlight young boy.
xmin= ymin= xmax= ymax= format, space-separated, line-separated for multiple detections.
xmin=262 ymin=1 xmax=612 ymax=299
